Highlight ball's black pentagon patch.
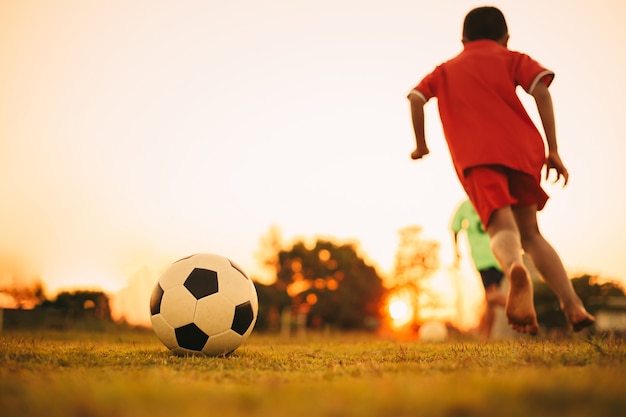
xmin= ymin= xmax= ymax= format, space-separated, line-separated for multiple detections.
xmin=231 ymin=301 xmax=254 ymax=335
xmin=175 ymin=323 xmax=209 ymax=351
xmin=184 ymin=268 xmax=218 ymax=299
xmin=228 ymin=258 xmax=249 ymax=280
xmin=150 ymin=283 xmax=164 ymax=316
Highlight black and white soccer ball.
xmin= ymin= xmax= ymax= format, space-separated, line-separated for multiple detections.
xmin=150 ymin=253 xmax=258 ymax=356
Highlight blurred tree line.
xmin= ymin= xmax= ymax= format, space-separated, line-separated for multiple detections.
xmin=254 ymin=237 xmax=385 ymax=331
xmin=253 ymin=226 xmax=443 ymax=332
xmin=1 ymin=289 xmax=112 ymax=330
xmin=0 ymin=255 xmax=113 ymax=329
xmin=2 ymin=226 xmax=626 ymax=334
xmin=535 ymin=274 xmax=626 ymax=331
xmin=252 ymin=226 xmax=626 ymax=334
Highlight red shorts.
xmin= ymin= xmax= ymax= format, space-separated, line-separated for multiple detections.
xmin=463 ymin=165 xmax=549 ymax=227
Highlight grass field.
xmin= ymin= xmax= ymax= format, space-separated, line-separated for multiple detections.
xmin=2 ymin=328 xmax=626 ymax=417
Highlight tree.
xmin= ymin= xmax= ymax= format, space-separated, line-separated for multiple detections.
xmin=43 ymin=290 xmax=112 ymax=321
xmin=534 ymin=274 xmax=626 ymax=330
xmin=0 ymin=255 xmax=47 ymax=309
xmin=0 ymin=279 xmax=46 ymax=309
xmin=275 ymin=239 xmax=385 ymax=330
xmin=388 ymin=226 xmax=441 ymax=323
xmin=254 ymin=282 xmax=291 ymax=332
xmin=254 ymin=225 xmax=283 ymax=284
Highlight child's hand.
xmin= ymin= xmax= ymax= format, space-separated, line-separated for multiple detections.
xmin=411 ymin=146 xmax=430 ymax=160
xmin=545 ymin=151 xmax=569 ymax=186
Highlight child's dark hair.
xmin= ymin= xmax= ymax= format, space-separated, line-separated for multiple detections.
xmin=462 ymin=6 xmax=508 ymax=41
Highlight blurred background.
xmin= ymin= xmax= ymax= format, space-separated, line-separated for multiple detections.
xmin=1 ymin=0 xmax=625 ymax=338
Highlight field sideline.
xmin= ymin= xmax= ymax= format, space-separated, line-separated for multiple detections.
xmin=1 ymin=328 xmax=625 ymax=417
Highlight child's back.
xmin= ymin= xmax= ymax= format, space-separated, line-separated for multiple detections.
xmin=407 ymin=6 xmax=595 ymax=335
xmin=410 ymin=39 xmax=551 ymax=182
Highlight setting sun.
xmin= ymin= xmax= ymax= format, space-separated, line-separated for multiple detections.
xmin=386 ymin=293 xmax=414 ymax=328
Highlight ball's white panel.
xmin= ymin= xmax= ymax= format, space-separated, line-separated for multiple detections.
xmin=202 ymin=330 xmax=244 ymax=356
xmin=150 ymin=314 xmax=178 ymax=350
xmin=160 ymin=285 xmax=197 ymax=328
xmin=159 ymin=261 xmax=196 ymax=290
xmin=194 ymin=293 xmax=235 ymax=336
xmin=189 ymin=253 xmax=231 ymax=271
xmin=217 ymin=267 xmax=251 ymax=305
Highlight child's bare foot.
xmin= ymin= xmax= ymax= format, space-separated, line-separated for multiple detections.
xmin=505 ymin=263 xmax=539 ymax=335
xmin=564 ymin=305 xmax=596 ymax=332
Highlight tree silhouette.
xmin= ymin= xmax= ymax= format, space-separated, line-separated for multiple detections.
xmin=388 ymin=226 xmax=441 ymax=323
xmin=254 ymin=225 xmax=283 ymax=284
xmin=43 ymin=290 xmax=112 ymax=321
xmin=0 ymin=255 xmax=47 ymax=309
xmin=275 ymin=239 xmax=385 ymax=330
xmin=253 ymin=282 xmax=291 ymax=332
xmin=0 ymin=279 xmax=46 ymax=309
xmin=534 ymin=274 xmax=626 ymax=330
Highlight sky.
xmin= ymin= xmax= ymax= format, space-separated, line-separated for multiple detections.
xmin=1 ymin=0 xmax=626 ymax=325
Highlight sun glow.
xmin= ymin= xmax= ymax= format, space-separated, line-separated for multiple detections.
xmin=386 ymin=293 xmax=414 ymax=328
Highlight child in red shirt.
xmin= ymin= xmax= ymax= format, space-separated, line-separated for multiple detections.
xmin=408 ymin=6 xmax=594 ymax=335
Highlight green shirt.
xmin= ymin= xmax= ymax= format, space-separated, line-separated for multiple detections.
xmin=451 ymin=200 xmax=501 ymax=271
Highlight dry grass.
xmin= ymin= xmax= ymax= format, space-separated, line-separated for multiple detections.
xmin=1 ymin=329 xmax=625 ymax=417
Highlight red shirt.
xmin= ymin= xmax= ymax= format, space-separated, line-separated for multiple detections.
xmin=410 ymin=40 xmax=554 ymax=181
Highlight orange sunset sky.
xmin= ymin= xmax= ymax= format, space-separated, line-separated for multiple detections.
xmin=2 ymin=0 xmax=626 ymax=325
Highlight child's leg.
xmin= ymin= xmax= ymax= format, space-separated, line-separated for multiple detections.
xmin=512 ymin=204 xmax=595 ymax=331
xmin=481 ymin=284 xmax=507 ymax=339
xmin=487 ymin=207 xmax=539 ymax=335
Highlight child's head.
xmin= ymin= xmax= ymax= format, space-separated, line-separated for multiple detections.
xmin=462 ymin=6 xmax=508 ymax=44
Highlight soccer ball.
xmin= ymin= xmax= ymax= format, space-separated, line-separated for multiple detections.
xmin=418 ymin=321 xmax=448 ymax=343
xmin=150 ymin=253 xmax=258 ymax=356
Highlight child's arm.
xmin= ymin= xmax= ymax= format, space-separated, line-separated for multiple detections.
xmin=531 ymin=82 xmax=569 ymax=186
xmin=408 ymin=94 xmax=430 ymax=159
